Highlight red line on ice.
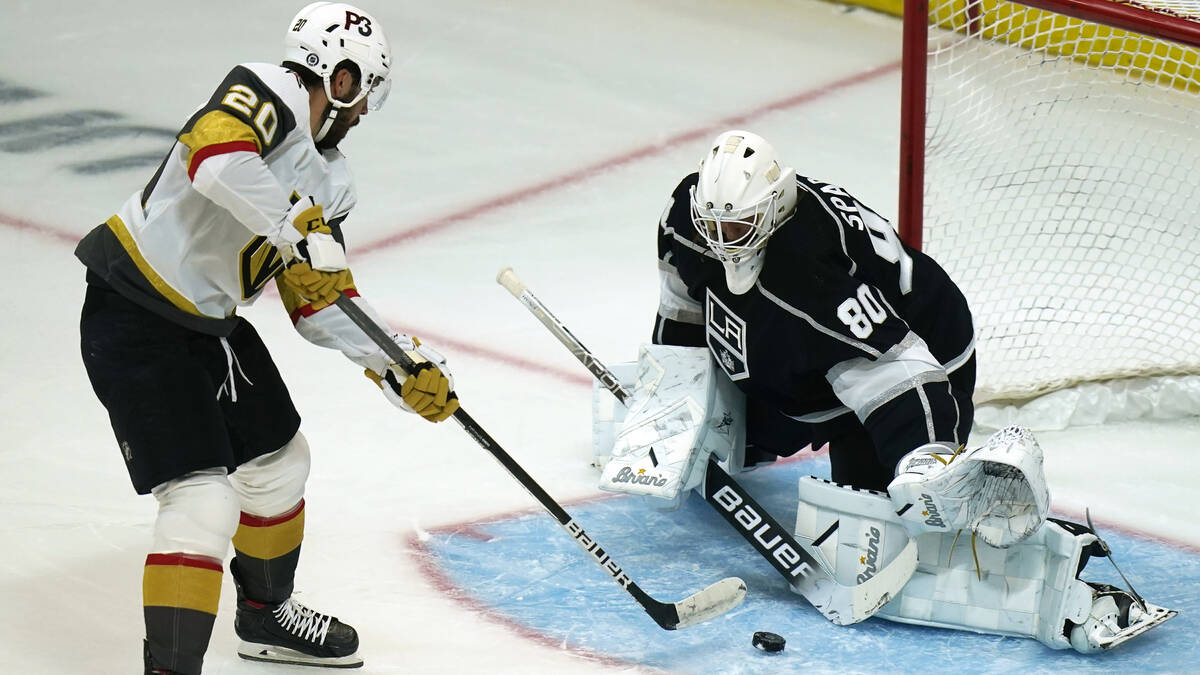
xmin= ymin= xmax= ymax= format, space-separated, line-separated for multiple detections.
xmin=0 ymin=210 xmax=80 ymax=244
xmin=355 ymin=60 xmax=901 ymax=255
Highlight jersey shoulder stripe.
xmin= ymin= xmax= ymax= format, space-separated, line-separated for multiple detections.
xmin=180 ymin=112 xmax=261 ymax=180
xmin=178 ymin=64 xmax=302 ymax=165
xmin=795 ymin=177 xmax=856 ymax=273
xmin=142 ymin=64 xmax=305 ymax=205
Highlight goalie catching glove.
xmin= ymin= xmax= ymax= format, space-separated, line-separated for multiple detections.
xmin=278 ymin=197 xmax=349 ymax=311
xmin=886 ymin=426 xmax=1050 ymax=547
xmin=364 ymin=334 xmax=459 ymax=423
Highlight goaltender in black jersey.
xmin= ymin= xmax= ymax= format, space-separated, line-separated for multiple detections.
xmin=653 ymin=129 xmax=976 ymax=491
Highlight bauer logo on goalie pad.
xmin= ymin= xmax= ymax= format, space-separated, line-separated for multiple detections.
xmin=705 ymin=291 xmax=749 ymax=381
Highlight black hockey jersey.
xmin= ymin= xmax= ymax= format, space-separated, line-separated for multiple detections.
xmin=654 ymin=172 xmax=975 ymax=464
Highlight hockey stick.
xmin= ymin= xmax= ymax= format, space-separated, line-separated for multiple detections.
xmin=332 ymin=294 xmax=745 ymax=630
xmin=496 ymin=267 xmax=918 ymax=625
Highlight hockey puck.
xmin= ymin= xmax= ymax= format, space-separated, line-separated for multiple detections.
xmin=752 ymin=631 xmax=785 ymax=652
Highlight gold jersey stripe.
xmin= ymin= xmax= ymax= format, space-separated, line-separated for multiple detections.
xmin=179 ymin=110 xmax=263 ymax=177
xmin=232 ymin=503 xmax=305 ymax=560
xmin=143 ymin=560 xmax=223 ymax=615
xmin=105 ymin=215 xmax=203 ymax=316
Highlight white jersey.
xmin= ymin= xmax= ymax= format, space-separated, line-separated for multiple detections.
xmin=77 ymin=62 xmax=392 ymax=372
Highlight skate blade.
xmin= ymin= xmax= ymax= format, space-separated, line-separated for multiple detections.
xmin=238 ymin=641 xmax=364 ymax=669
xmin=1099 ymin=603 xmax=1178 ymax=650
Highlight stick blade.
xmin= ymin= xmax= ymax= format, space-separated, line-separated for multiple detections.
xmin=670 ymin=576 xmax=747 ymax=629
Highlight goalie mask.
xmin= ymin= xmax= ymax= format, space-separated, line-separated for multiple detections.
xmin=285 ymin=2 xmax=392 ymax=140
xmin=691 ymin=130 xmax=797 ymax=294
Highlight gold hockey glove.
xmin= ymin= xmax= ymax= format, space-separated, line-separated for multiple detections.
xmin=288 ymin=196 xmax=330 ymax=236
xmin=364 ymin=337 xmax=459 ymax=423
xmin=279 ymin=261 xmax=351 ymax=311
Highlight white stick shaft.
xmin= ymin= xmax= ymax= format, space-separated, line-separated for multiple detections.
xmin=496 ymin=267 xmax=630 ymax=401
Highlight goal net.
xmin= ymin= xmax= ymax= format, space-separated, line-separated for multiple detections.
xmin=898 ymin=0 xmax=1200 ymax=428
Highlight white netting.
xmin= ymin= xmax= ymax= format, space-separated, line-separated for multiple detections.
xmin=1122 ymin=0 xmax=1200 ymax=19
xmin=918 ymin=0 xmax=1200 ymax=423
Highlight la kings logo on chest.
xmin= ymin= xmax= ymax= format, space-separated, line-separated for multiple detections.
xmin=706 ymin=289 xmax=749 ymax=381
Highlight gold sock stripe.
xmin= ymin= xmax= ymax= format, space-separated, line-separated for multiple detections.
xmin=143 ymin=553 xmax=223 ymax=615
xmin=232 ymin=500 xmax=305 ymax=561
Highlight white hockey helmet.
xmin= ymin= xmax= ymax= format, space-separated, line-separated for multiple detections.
xmin=690 ymin=130 xmax=797 ymax=293
xmin=284 ymin=2 xmax=392 ymax=112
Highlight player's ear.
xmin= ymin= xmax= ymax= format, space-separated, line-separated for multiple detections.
xmin=331 ymin=67 xmax=359 ymax=102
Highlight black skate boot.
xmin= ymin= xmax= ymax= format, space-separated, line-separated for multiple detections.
xmin=231 ymin=565 xmax=362 ymax=668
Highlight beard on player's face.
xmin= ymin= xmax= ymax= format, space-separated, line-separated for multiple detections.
xmin=316 ymin=110 xmax=358 ymax=150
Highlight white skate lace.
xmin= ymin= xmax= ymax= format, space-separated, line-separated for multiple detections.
xmin=273 ymin=598 xmax=332 ymax=645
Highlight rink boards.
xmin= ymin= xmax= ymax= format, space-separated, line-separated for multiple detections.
xmin=414 ymin=453 xmax=1197 ymax=674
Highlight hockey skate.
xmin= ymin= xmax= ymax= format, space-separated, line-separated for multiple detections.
xmin=1061 ymin=513 xmax=1177 ymax=654
xmin=232 ymin=565 xmax=362 ymax=668
xmin=1069 ymin=582 xmax=1177 ymax=653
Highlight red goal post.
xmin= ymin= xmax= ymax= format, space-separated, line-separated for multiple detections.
xmin=897 ymin=0 xmax=1200 ymax=425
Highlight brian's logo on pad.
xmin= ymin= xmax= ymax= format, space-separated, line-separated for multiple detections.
xmin=920 ymin=493 xmax=946 ymax=528
xmin=611 ymin=466 xmax=668 ymax=487
xmin=706 ymin=290 xmax=749 ymax=381
xmin=857 ymin=526 xmax=881 ymax=583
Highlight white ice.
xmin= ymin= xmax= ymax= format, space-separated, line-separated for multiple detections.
xmin=1 ymin=1 xmax=1197 ymax=673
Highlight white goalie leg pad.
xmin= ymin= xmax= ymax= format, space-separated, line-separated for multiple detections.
xmin=228 ymin=432 xmax=311 ymax=517
xmin=888 ymin=426 xmax=1050 ymax=547
xmin=877 ymin=520 xmax=1090 ymax=648
xmin=877 ymin=518 xmax=1175 ymax=652
xmin=792 ymin=477 xmax=916 ymax=588
xmin=151 ymin=468 xmax=241 ymax=559
xmin=597 ymin=345 xmax=745 ymax=509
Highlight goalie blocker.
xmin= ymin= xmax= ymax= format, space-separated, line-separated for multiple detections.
xmin=594 ymin=344 xmax=746 ymax=509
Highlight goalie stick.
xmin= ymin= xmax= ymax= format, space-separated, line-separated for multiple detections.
xmin=496 ymin=267 xmax=918 ymax=625
xmin=332 ymin=293 xmax=745 ymax=630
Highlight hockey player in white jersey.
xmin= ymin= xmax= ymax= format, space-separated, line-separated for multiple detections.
xmin=76 ymin=4 xmax=455 ymax=673
xmin=596 ymin=130 xmax=1174 ymax=652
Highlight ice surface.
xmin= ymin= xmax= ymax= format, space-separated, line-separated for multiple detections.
xmin=2 ymin=1 xmax=1196 ymax=673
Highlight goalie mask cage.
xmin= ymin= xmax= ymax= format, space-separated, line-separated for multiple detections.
xmin=898 ymin=0 xmax=1200 ymax=418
